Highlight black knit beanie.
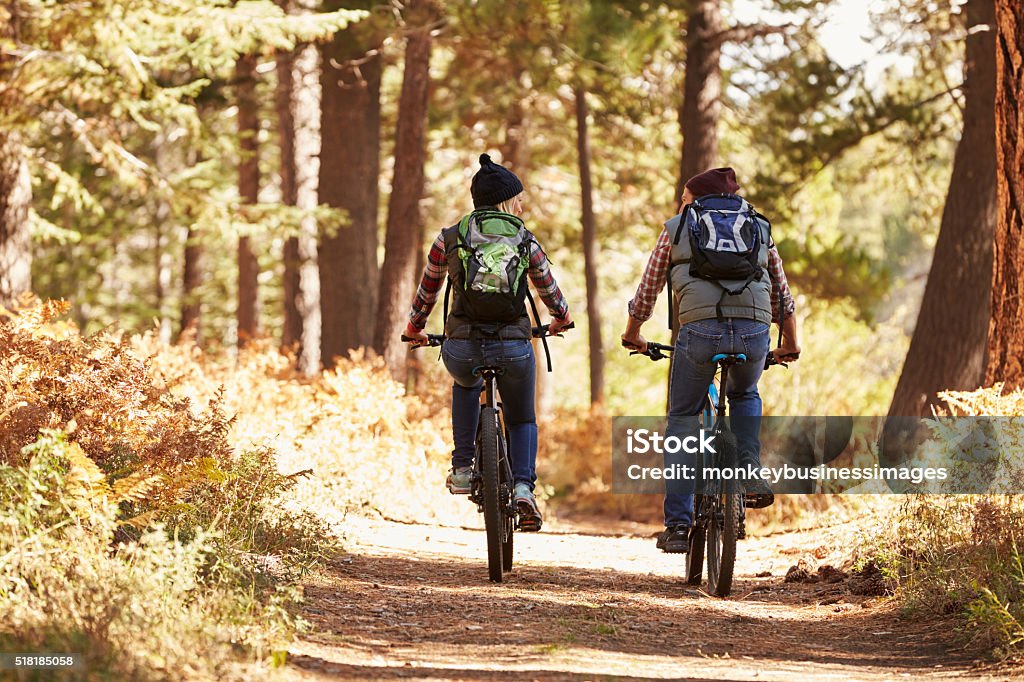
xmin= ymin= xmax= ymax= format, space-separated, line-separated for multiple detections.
xmin=471 ymin=153 xmax=523 ymax=208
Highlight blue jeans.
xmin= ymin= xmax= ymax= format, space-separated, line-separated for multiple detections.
xmin=441 ymin=339 xmax=538 ymax=489
xmin=663 ymin=318 xmax=771 ymax=527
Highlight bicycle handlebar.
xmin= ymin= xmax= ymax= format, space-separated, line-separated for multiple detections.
xmin=401 ymin=321 xmax=575 ymax=348
xmin=401 ymin=332 xmax=446 ymax=347
xmin=624 ymin=338 xmax=797 ymax=368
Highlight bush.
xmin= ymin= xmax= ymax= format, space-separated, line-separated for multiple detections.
xmin=0 ymin=431 xmax=299 ymax=681
xmin=0 ymin=301 xmax=334 ymax=572
xmin=857 ymin=385 xmax=1024 ymax=658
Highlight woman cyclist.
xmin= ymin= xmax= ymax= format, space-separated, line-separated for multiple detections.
xmin=403 ymin=154 xmax=572 ymax=531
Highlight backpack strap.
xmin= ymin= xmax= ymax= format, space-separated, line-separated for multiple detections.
xmin=672 ymin=203 xmax=698 ymax=246
xmin=525 ymin=286 xmax=553 ymax=373
xmin=712 ymin=270 xmax=762 ymax=323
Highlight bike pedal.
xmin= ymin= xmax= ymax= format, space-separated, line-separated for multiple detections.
xmin=744 ymin=493 xmax=774 ymax=509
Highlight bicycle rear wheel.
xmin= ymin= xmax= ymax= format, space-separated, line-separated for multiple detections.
xmin=479 ymin=407 xmax=504 ymax=582
xmin=499 ymin=428 xmax=514 ymax=572
xmin=706 ymin=492 xmax=740 ymax=596
xmin=686 ymin=519 xmax=705 ymax=586
xmin=706 ymin=429 xmax=741 ymax=597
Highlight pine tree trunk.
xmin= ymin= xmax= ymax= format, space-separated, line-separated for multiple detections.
xmin=575 ymin=85 xmax=604 ymax=406
xmin=889 ymin=0 xmax=997 ymax=416
xmin=0 ymin=132 xmax=31 ymax=307
xmin=278 ymin=26 xmax=303 ymax=351
xmin=237 ymin=54 xmax=260 ymax=346
xmin=500 ymin=80 xmax=531 ymax=173
xmin=674 ymin=0 xmax=722 ymax=205
xmin=180 ymin=225 xmax=202 ymax=342
xmin=374 ymin=1 xmax=435 ymax=381
xmin=668 ymin=0 xmax=723 ymax=409
xmin=987 ymin=0 xmax=1024 ymax=388
xmin=318 ymin=19 xmax=381 ymax=367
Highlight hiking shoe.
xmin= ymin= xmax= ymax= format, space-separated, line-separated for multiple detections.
xmin=446 ymin=466 xmax=473 ymax=495
xmin=514 ymin=482 xmax=543 ymax=532
xmin=656 ymin=525 xmax=690 ymax=554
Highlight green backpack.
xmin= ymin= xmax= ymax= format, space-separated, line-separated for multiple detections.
xmin=449 ymin=209 xmax=533 ymax=322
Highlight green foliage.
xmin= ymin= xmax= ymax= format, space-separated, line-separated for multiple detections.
xmin=2 ymin=0 xmax=360 ymax=336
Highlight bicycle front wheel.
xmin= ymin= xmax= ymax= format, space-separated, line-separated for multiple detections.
xmin=479 ymin=407 xmax=504 ymax=582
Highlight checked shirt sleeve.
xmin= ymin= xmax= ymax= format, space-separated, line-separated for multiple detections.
xmin=767 ymin=245 xmax=796 ymax=325
xmin=407 ymin=232 xmax=447 ymax=331
xmin=528 ymin=242 xmax=569 ymax=321
xmin=627 ymin=227 xmax=671 ymax=322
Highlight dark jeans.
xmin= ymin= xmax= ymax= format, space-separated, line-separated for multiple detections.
xmin=441 ymin=339 xmax=538 ymax=489
xmin=663 ymin=318 xmax=771 ymax=527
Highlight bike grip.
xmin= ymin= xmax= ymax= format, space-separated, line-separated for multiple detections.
xmin=400 ymin=334 xmax=414 ymax=342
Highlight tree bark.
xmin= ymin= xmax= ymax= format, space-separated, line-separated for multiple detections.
xmin=0 ymin=132 xmax=31 ymax=307
xmin=278 ymin=29 xmax=303 ymax=351
xmin=180 ymin=224 xmax=202 ymax=342
xmin=374 ymin=0 xmax=436 ymax=381
xmin=667 ymin=0 xmax=723 ymax=409
xmin=674 ymin=0 xmax=722 ymax=206
xmin=986 ymin=0 xmax=1024 ymax=388
xmin=575 ymin=85 xmax=604 ymax=405
xmin=318 ymin=18 xmax=382 ymax=367
xmin=237 ymin=54 xmax=260 ymax=346
xmin=889 ymin=0 xmax=997 ymax=416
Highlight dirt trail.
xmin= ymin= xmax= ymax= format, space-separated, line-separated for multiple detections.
xmin=284 ymin=514 xmax=1017 ymax=682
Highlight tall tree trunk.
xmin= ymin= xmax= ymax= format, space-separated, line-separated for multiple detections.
xmin=237 ymin=54 xmax=260 ymax=346
xmin=374 ymin=0 xmax=436 ymax=381
xmin=575 ymin=85 xmax=604 ymax=406
xmin=318 ymin=16 xmax=381 ymax=367
xmin=987 ymin=0 xmax=1024 ymax=388
xmin=277 ymin=17 xmax=303 ymax=351
xmin=180 ymin=225 xmax=202 ymax=342
xmin=674 ymin=0 xmax=722 ymax=205
xmin=667 ymin=0 xmax=723 ymax=409
xmin=889 ymin=0 xmax=997 ymax=416
xmin=0 ymin=132 xmax=31 ymax=307
xmin=499 ymin=78 xmax=531 ymax=173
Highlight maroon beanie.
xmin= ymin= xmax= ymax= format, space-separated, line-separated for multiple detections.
xmin=685 ymin=167 xmax=741 ymax=197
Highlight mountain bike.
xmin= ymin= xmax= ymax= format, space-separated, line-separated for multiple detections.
xmin=632 ymin=342 xmax=783 ymax=597
xmin=402 ymin=322 xmax=573 ymax=582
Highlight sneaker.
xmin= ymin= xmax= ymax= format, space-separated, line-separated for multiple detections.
xmin=656 ymin=525 xmax=690 ymax=553
xmin=743 ymin=475 xmax=775 ymax=509
xmin=514 ymin=482 xmax=543 ymax=532
xmin=446 ymin=466 xmax=473 ymax=495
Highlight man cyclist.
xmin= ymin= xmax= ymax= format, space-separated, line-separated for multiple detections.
xmin=404 ymin=154 xmax=572 ymax=532
xmin=621 ymin=167 xmax=800 ymax=553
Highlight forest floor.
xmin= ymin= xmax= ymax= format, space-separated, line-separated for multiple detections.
xmin=282 ymin=513 xmax=1021 ymax=682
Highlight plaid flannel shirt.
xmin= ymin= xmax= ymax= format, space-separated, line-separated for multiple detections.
xmin=408 ymin=231 xmax=569 ymax=331
xmin=627 ymin=226 xmax=796 ymax=324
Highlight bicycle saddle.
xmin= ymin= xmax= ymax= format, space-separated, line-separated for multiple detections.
xmin=711 ymin=353 xmax=747 ymax=365
xmin=472 ymin=365 xmax=506 ymax=377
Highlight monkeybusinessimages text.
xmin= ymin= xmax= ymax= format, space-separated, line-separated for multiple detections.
xmin=624 ymin=428 xmax=950 ymax=485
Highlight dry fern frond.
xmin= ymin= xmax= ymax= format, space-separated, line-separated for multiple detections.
xmin=111 ymin=471 xmax=165 ymax=505
xmin=64 ymin=441 xmax=109 ymax=500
